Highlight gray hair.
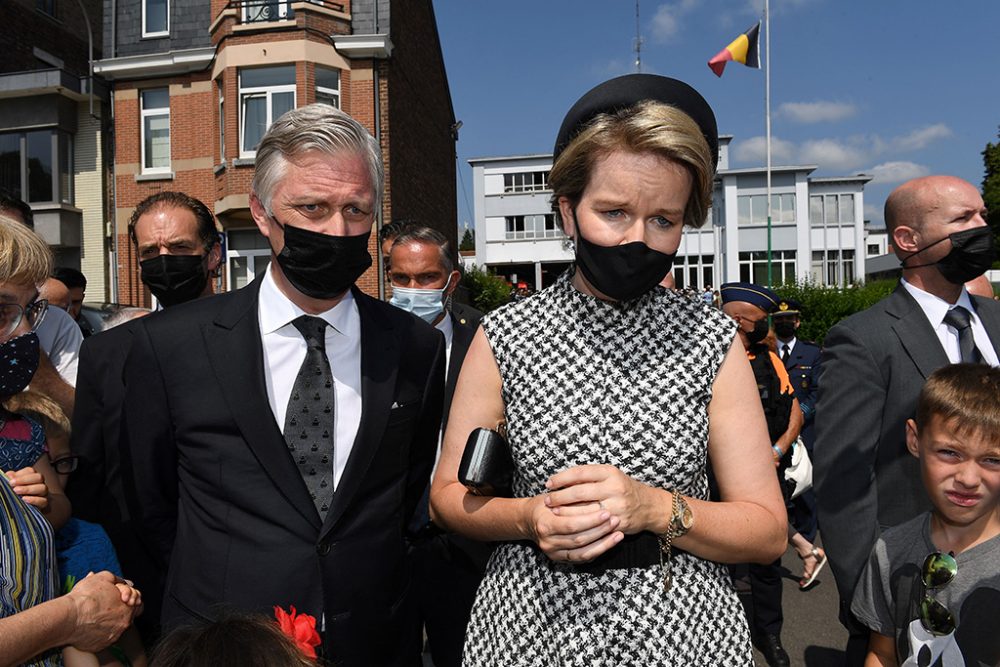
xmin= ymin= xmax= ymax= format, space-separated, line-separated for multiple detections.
xmin=391 ymin=225 xmax=455 ymax=273
xmin=251 ymin=103 xmax=384 ymax=214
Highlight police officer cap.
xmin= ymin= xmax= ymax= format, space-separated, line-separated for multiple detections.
xmin=720 ymin=282 xmax=780 ymax=313
xmin=552 ymin=74 xmax=719 ymax=170
xmin=773 ymin=298 xmax=802 ymax=317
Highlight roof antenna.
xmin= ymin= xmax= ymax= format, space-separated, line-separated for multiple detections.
xmin=634 ymin=0 xmax=643 ymax=72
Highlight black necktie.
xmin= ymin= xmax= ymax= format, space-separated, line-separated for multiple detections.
xmin=285 ymin=315 xmax=336 ymax=518
xmin=943 ymin=306 xmax=982 ymax=364
xmin=781 ymin=344 xmax=791 ymax=363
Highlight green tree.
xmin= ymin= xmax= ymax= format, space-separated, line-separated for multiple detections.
xmin=460 ymin=265 xmax=510 ymax=313
xmin=983 ymin=126 xmax=1000 ymax=263
xmin=459 ymin=228 xmax=475 ymax=251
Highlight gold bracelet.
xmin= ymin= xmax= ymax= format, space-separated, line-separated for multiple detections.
xmin=657 ymin=488 xmax=681 ymax=593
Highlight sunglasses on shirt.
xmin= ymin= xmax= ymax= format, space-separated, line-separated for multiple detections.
xmin=920 ymin=551 xmax=957 ymax=636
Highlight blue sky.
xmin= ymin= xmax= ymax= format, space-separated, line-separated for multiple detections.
xmin=434 ymin=0 xmax=999 ymax=230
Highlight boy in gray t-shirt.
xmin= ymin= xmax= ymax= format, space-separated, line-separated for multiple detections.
xmin=851 ymin=364 xmax=1000 ymax=666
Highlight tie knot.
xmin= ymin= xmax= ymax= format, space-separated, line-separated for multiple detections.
xmin=292 ymin=315 xmax=328 ymax=350
xmin=943 ymin=306 xmax=972 ymax=331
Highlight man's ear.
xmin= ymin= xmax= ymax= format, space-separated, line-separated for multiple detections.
xmin=445 ymin=270 xmax=461 ymax=297
xmin=557 ymin=197 xmax=576 ymax=239
xmin=207 ymin=241 xmax=222 ymax=275
xmin=892 ymin=224 xmax=920 ymax=254
xmin=905 ymin=419 xmax=921 ymax=458
xmin=249 ymin=192 xmax=272 ymax=239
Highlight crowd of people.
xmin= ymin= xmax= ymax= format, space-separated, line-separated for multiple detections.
xmin=0 ymin=73 xmax=997 ymax=667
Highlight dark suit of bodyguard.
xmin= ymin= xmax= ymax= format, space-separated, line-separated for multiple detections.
xmin=119 ymin=105 xmax=445 ymax=666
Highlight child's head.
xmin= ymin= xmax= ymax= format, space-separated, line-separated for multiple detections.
xmin=4 ymin=390 xmax=72 ymax=489
xmin=907 ymin=363 xmax=1000 ymax=529
xmin=150 ymin=611 xmax=316 ymax=667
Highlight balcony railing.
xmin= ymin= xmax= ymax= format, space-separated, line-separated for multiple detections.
xmin=227 ymin=0 xmax=345 ymax=24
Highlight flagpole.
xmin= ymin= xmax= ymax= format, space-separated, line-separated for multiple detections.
xmin=765 ymin=0 xmax=772 ymax=289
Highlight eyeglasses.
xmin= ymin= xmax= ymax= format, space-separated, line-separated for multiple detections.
xmin=49 ymin=455 xmax=80 ymax=475
xmin=0 ymin=300 xmax=48 ymax=340
xmin=920 ymin=551 xmax=957 ymax=636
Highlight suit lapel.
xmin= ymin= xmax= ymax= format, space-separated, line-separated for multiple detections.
xmin=322 ymin=290 xmax=399 ymax=536
xmin=972 ymin=295 xmax=1000 ymax=354
xmin=885 ymin=284 xmax=950 ymax=380
xmin=203 ymin=278 xmax=321 ymax=531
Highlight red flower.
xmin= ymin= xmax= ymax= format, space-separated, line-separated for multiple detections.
xmin=274 ymin=605 xmax=322 ymax=660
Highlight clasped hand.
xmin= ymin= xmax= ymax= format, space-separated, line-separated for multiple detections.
xmin=528 ymin=464 xmax=650 ymax=564
xmin=5 ymin=467 xmax=49 ymax=509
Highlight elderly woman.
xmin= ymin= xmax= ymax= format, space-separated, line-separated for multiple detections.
xmin=430 ymin=75 xmax=787 ymax=665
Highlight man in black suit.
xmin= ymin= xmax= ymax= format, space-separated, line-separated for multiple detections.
xmin=119 ymin=104 xmax=445 ymax=666
xmin=771 ymin=298 xmax=821 ymax=543
xmin=387 ymin=225 xmax=486 ymax=667
xmin=814 ymin=174 xmax=1000 ymax=664
xmin=68 ymin=191 xmax=222 ymax=642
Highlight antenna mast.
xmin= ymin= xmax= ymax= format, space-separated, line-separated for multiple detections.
xmin=634 ymin=0 xmax=643 ymax=72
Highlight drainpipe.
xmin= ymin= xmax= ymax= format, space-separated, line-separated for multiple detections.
xmin=373 ymin=1 xmax=384 ymax=300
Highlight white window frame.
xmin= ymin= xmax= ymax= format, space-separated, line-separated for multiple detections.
xmin=142 ymin=0 xmax=169 ymax=37
xmin=738 ymin=250 xmax=797 ymax=285
xmin=316 ymin=67 xmax=341 ymax=109
xmin=737 ymin=193 xmax=795 ymax=226
xmin=242 ymin=0 xmax=291 ymax=23
xmin=218 ymin=90 xmax=225 ymax=162
xmin=239 ymin=69 xmax=296 ymax=159
xmin=672 ymin=254 xmax=715 ymax=290
xmin=140 ymin=89 xmax=171 ymax=174
xmin=504 ymin=213 xmax=561 ymax=240
xmin=810 ymin=193 xmax=856 ymax=226
xmin=503 ymin=171 xmax=550 ymax=193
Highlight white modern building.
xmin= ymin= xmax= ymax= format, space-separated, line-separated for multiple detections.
xmin=469 ymin=136 xmax=876 ymax=291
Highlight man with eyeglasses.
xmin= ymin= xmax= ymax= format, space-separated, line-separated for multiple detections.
xmin=66 ymin=190 xmax=221 ymax=644
xmin=119 ymin=105 xmax=445 ymax=665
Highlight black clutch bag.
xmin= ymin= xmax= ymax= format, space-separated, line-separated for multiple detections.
xmin=457 ymin=425 xmax=513 ymax=497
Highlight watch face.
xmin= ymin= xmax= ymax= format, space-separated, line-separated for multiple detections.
xmin=681 ymin=506 xmax=694 ymax=530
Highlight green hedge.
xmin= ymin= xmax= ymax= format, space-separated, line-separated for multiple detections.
xmin=460 ymin=265 xmax=512 ymax=313
xmin=774 ymin=279 xmax=898 ymax=345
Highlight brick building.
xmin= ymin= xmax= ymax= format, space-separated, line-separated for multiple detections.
xmin=95 ymin=0 xmax=456 ymax=305
xmin=0 ymin=0 xmax=110 ymax=294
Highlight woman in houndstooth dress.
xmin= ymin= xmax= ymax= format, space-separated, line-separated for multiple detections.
xmin=430 ymin=75 xmax=787 ymax=666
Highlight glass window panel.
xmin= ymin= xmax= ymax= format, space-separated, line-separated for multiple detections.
xmin=737 ymin=196 xmax=750 ymax=226
xmin=58 ymin=133 xmax=71 ymax=204
xmin=240 ymin=65 xmax=295 ymax=88
xmin=703 ymin=266 xmax=713 ymax=286
xmin=810 ymin=195 xmax=823 ymax=225
xmin=241 ymin=94 xmax=266 ymax=154
xmin=840 ymin=194 xmax=855 ymax=222
xmin=316 ymin=91 xmax=339 ymax=109
xmin=739 ymin=264 xmax=750 ymax=282
xmin=253 ymin=255 xmax=271 ymax=278
xmin=229 ymin=256 xmax=249 ymax=290
xmin=675 ymin=270 xmax=684 ymax=289
xmin=141 ymin=88 xmax=169 ymax=109
xmin=0 ymin=134 xmax=21 ymax=199
xmin=228 ymin=229 xmax=270 ymax=250
xmin=782 ymin=194 xmax=795 ymax=222
xmin=751 ymin=195 xmax=767 ymax=224
xmin=272 ymin=91 xmax=294 ymax=124
xmin=144 ymin=115 xmax=170 ymax=169
xmin=824 ymin=195 xmax=838 ymax=225
xmin=26 ymin=131 xmax=53 ymax=203
xmin=144 ymin=0 xmax=168 ymax=33
xmin=752 ymin=262 xmax=768 ymax=286
xmin=316 ymin=67 xmax=340 ymax=91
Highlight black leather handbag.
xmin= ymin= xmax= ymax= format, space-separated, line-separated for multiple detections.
xmin=457 ymin=424 xmax=513 ymax=497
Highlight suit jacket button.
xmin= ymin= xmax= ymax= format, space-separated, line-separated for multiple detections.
xmin=316 ymin=542 xmax=331 ymax=556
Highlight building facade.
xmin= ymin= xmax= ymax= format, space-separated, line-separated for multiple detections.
xmin=470 ymin=136 xmax=874 ymax=291
xmin=0 ymin=0 xmax=111 ymax=296
xmin=95 ymin=0 xmax=456 ymax=305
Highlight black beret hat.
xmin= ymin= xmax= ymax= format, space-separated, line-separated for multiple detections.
xmin=773 ymin=298 xmax=802 ymax=316
xmin=552 ymin=74 xmax=719 ymax=170
xmin=720 ymin=282 xmax=780 ymax=313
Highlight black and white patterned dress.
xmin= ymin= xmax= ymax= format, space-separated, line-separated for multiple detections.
xmin=463 ymin=271 xmax=753 ymax=666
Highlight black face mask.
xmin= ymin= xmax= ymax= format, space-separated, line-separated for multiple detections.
xmin=773 ymin=319 xmax=797 ymax=340
xmin=0 ymin=332 xmax=39 ymax=398
xmin=745 ymin=317 xmax=770 ymax=345
xmin=902 ymin=226 xmax=997 ymax=285
xmin=272 ymin=219 xmax=372 ymax=300
xmin=573 ymin=209 xmax=676 ymax=301
xmin=140 ymin=254 xmax=209 ymax=308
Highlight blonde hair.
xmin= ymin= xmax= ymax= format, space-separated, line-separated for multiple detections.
xmin=549 ymin=100 xmax=714 ymax=230
xmin=916 ymin=364 xmax=1000 ymax=447
xmin=0 ymin=216 xmax=53 ymax=287
xmin=5 ymin=390 xmax=71 ymax=439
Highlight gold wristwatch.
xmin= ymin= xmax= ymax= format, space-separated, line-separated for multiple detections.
xmin=668 ymin=492 xmax=694 ymax=538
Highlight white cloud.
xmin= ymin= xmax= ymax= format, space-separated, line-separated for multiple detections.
xmin=799 ymin=139 xmax=867 ymax=170
xmin=892 ymin=124 xmax=952 ymax=152
xmin=868 ymin=161 xmax=930 ymax=185
xmin=779 ymin=101 xmax=857 ymax=124
xmin=864 ymin=204 xmax=884 ymax=226
xmin=651 ymin=0 xmax=700 ymax=42
xmin=731 ymin=135 xmax=795 ymax=163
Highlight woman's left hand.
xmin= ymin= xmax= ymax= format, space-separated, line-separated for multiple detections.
xmin=5 ymin=467 xmax=49 ymax=509
xmin=544 ymin=464 xmax=652 ymax=535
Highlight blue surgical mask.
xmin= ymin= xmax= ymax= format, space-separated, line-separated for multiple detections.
xmin=390 ymin=276 xmax=452 ymax=324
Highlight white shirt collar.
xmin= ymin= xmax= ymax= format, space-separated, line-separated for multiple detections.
xmin=901 ymin=277 xmax=978 ymax=327
xmin=258 ymin=263 xmax=358 ymax=336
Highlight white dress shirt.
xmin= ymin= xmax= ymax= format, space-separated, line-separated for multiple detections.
xmin=258 ymin=265 xmax=363 ymax=490
xmin=435 ymin=311 xmax=454 ymax=378
xmin=901 ymin=278 xmax=999 ymax=366
xmin=777 ymin=336 xmax=797 ymax=360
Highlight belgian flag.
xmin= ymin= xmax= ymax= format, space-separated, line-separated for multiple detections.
xmin=708 ymin=22 xmax=761 ymax=77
